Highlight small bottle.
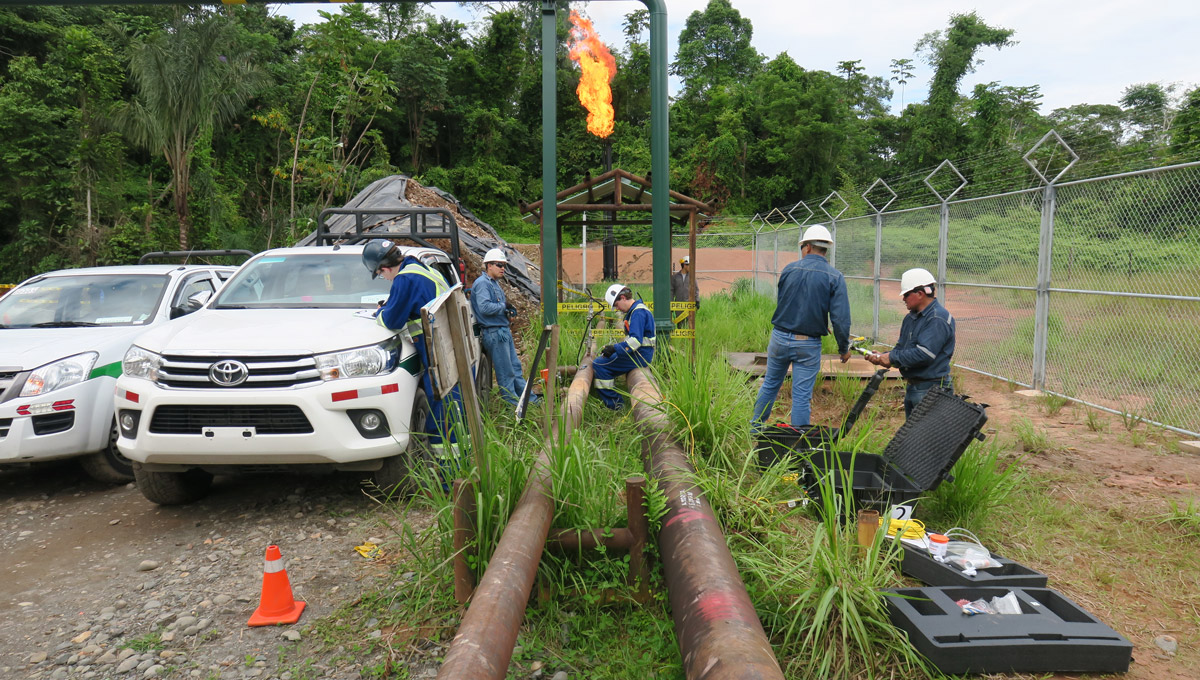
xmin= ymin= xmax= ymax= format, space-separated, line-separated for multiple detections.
xmin=928 ymin=533 xmax=949 ymax=561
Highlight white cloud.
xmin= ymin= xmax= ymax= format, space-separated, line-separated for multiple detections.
xmin=274 ymin=0 xmax=1200 ymax=112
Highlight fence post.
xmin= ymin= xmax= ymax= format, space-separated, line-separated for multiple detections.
xmin=873 ymin=212 xmax=882 ymax=342
xmin=1032 ymin=184 xmax=1056 ymax=391
xmin=1022 ymin=130 xmax=1077 ymax=392
xmin=829 ymin=217 xmax=837 ymax=268
xmin=937 ymin=201 xmax=949 ymax=297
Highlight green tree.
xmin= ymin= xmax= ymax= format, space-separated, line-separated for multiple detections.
xmin=671 ymin=0 xmax=760 ymax=95
xmin=1170 ymin=87 xmax=1200 ymax=155
xmin=889 ymin=57 xmax=915 ymax=108
xmin=112 ymin=10 xmax=267 ymax=249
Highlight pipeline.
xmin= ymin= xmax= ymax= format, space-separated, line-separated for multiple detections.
xmin=627 ymin=368 xmax=785 ymax=680
xmin=436 ymin=353 xmax=595 ymax=680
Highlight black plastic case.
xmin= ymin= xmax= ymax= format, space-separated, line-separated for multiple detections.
xmin=882 ymin=586 xmax=1132 ymax=674
xmin=899 ymin=544 xmax=1049 ymax=588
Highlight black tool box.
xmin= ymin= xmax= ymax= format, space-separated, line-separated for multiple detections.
xmin=899 ymin=544 xmax=1048 ymax=588
xmin=803 ymin=387 xmax=987 ymax=512
xmin=882 ymin=586 xmax=1133 ymax=674
xmin=754 ymin=368 xmax=888 ymax=469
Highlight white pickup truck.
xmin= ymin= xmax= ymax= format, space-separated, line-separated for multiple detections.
xmin=0 ymin=255 xmax=241 ymax=482
xmin=115 ymin=217 xmax=484 ymax=505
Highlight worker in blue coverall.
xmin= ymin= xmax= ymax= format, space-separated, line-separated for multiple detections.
xmin=470 ymin=247 xmax=540 ymax=407
xmin=866 ymin=267 xmax=956 ymax=418
xmin=592 ymin=283 xmax=655 ymax=410
xmin=750 ymin=224 xmax=851 ymax=433
xmin=361 ymin=239 xmax=460 ymax=447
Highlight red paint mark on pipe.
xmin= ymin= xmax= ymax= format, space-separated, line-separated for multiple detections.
xmin=664 ymin=507 xmax=709 ymax=529
xmin=697 ymin=592 xmax=756 ymax=626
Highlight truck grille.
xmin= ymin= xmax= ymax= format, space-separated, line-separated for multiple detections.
xmin=148 ymin=405 xmax=314 ymax=435
xmin=0 ymin=368 xmax=21 ymax=400
xmin=157 ymin=354 xmax=320 ymax=389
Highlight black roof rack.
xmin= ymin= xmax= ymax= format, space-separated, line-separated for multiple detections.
xmin=314 ymin=207 xmax=462 ymax=264
xmin=137 ymin=250 xmax=255 ymax=265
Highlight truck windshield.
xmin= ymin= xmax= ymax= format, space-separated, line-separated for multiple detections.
xmin=213 ymin=253 xmax=391 ymax=309
xmin=0 ymin=274 xmax=169 ymax=328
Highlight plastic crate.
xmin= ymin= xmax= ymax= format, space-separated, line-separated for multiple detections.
xmin=753 ymin=368 xmax=888 ymax=469
xmin=899 ymin=544 xmax=1048 ymax=588
xmin=805 ymin=388 xmax=987 ymax=512
xmin=882 ymin=586 xmax=1132 ymax=674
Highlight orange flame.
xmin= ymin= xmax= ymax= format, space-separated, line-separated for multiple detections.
xmin=567 ymin=11 xmax=617 ymax=139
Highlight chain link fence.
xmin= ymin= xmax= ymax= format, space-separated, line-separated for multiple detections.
xmin=676 ymin=137 xmax=1200 ymax=437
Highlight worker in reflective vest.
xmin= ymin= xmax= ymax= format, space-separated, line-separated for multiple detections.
xmin=592 ymin=283 xmax=656 ymax=410
xmin=362 ymin=239 xmax=457 ymax=446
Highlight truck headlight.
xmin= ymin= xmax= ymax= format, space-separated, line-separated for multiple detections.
xmin=123 ymin=345 xmax=164 ymax=381
xmin=315 ymin=342 xmax=396 ymax=380
xmin=20 ymin=352 xmax=98 ymax=396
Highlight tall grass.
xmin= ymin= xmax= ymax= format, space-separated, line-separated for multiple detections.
xmin=923 ymin=439 xmax=1025 ymax=530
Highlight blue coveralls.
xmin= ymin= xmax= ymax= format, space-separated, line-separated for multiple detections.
xmin=750 ymin=253 xmax=851 ymax=430
xmin=470 ymin=273 xmax=530 ymax=406
xmin=375 ymin=256 xmax=460 ymax=443
xmin=592 ymin=300 xmax=655 ymax=410
xmin=889 ymin=298 xmax=956 ymax=418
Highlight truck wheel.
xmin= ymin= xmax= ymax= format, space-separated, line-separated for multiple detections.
xmin=79 ymin=418 xmax=135 ymax=484
xmin=134 ymin=468 xmax=214 ymax=505
xmin=372 ymin=389 xmax=432 ymax=496
xmin=475 ymin=353 xmax=493 ymax=407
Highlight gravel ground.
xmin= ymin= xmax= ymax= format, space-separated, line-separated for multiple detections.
xmin=0 ymin=462 xmax=431 ymax=679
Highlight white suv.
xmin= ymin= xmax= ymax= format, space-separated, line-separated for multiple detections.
xmin=115 ymin=243 xmax=474 ymax=505
xmin=0 ymin=261 xmax=236 ymax=482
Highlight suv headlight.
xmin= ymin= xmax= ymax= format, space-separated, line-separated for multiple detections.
xmin=20 ymin=352 xmax=98 ymax=397
xmin=315 ymin=342 xmax=397 ymax=380
xmin=123 ymin=345 xmax=164 ymax=381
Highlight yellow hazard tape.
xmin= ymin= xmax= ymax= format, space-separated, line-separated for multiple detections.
xmin=557 ymin=302 xmax=605 ymax=313
xmin=670 ymin=329 xmax=696 ymax=338
xmin=669 ymin=302 xmax=697 ymax=311
xmin=590 ymin=328 xmax=695 ymax=339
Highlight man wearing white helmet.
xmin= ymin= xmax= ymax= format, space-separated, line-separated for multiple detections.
xmin=670 ymin=255 xmax=699 ymax=324
xmin=866 ymin=268 xmax=956 ymax=418
xmin=750 ymin=224 xmax=851 ymax=432
xmin=592 ymin=283 xmax=656 ymax=410
xmin=470 ymin=248 xmax=537 ymax=407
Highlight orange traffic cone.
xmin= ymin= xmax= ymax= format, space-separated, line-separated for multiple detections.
xmin=247 ymin=545 xmax=306 ymax=627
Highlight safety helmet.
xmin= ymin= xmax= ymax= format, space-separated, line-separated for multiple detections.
xmin=900 ymin=268 xmax=937 ymax=297
xmin=483 ymin=248 xmax=507 ymax=265
xmin=799 ymin=224 xmax=833 ymax=249
xmin=605 ymin=283 xmax=630 ymax=309
xmin=362 ymin=239 xmax=398 ymax=279
xmin=680 ymin=255 xmax=690 ymax=265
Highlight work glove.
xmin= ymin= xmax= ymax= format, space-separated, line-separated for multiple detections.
xmin=600 ymin=344 xmax=616 ymax=358
xmin=505 ymin=304 xmax=517 ymax=319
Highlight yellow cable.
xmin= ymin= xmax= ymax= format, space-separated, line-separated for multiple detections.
xmin=879 ymin=517 xmax=926 ymax=540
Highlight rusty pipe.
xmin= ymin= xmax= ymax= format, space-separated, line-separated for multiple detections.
xmin=546 ymin=527 xmax=634 ymax=551
xmin=627 ymin=368 xmax=784 ymax=680
xmin=437 ymin=355 xmax=596 ymax=680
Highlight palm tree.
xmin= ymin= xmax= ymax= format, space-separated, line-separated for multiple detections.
xmin=113 ymin=11 xmax=266 ymax=249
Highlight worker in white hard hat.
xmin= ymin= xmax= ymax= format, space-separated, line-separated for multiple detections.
xmin=866 ymin=268 xmax=956 ymax=418
xmin=592 ymin=283 xmax=656 ymax=410
xmin=750 ymin=224 xmax=851 ymax=432
xmin=470 ymin=248 xmax=538 ymax=407
xmin=670 ymin=255 xmax=699 ymax=325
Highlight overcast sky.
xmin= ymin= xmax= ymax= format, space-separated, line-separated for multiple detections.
xmin=273 ymin=0 xmax=1199 ymax=113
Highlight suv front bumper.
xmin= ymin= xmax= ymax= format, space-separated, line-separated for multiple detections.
xmin=114 ymin=370 xmax=420 ymax=466
xmin=0 ymin=377 xmax=114 ymax=464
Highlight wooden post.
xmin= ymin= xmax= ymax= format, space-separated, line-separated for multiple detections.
xmin=626 ymin=475 xmax=651 ymax=603
xmin=453 ymin=478 xmax=477 ymax=603
xmin=445 ymin=290 xmax=488 ymax=477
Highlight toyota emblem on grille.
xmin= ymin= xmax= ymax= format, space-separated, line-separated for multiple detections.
xmin=209 ymin=360 xmax=249 ymax=386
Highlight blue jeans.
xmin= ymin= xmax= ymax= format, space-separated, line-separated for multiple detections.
xmin=481 ymin=326 xmax=528 ymax=406
xmin=592 ymin=350 xmax=652 ymax=410
xmin=751 ymin=329 xmax=822 ymax=430
xmin=904 ymin=376 xmax=953 ymax=419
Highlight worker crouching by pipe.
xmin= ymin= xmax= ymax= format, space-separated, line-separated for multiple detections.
xmin=592 ymin=283 xmax=655 ymax=411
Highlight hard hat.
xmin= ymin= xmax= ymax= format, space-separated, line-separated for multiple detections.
xmin=900 ymin=268 xmax=937 ymax=297
xmin=362 ymin=239 xmax=398 ymax=279
xmin=604 ymin=283 xmax=630 ymax=309
xmin=799 ymin=224 xmax=833 ymax=248
xmin=680 ymin=255 xmax=690 ymax=265
xmin=483 ymin=248 xmax=507 ymax=265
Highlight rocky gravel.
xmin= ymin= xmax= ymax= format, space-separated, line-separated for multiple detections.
xmin=0 ymin=463 xmax=433 ymax=679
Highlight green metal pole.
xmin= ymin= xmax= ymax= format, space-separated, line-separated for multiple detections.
xmin=540 ymin=0 xmax=558 ymax=326
xmin=646 ymin=0 xmax=671 ymax=334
